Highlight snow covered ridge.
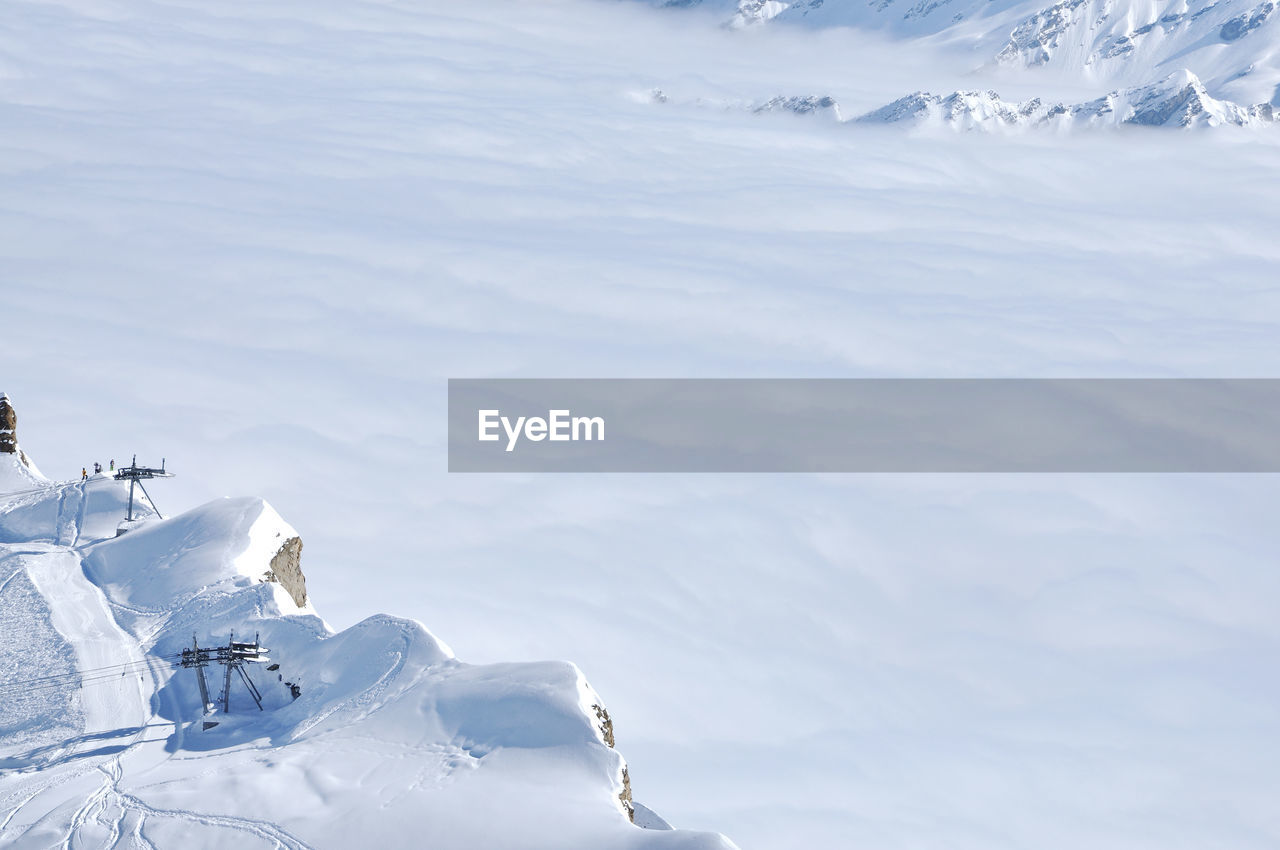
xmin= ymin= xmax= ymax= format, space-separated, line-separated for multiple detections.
xmin=0 ymin=401 xmax=734 ymax=848
xmin=862 ymin=71 xmax=1277 ymax=129
xmin=650 ymin=71 xmax=1276 ymax=130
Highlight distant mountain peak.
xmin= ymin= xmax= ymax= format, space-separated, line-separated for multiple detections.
xmin=857 ymin=69 xmax=1277 ymax=129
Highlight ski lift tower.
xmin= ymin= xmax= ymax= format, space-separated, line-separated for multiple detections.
xmin=114 ymin=454 xmax=174 ymax=526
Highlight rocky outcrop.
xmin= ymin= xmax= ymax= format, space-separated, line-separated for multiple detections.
xmin=591 ymin=701 xmax=635 ymax=822
xmin=263 ymin=535 xmax=308 ymax=607
xmin=620 ymin=765 xmax=634 ymax=821
xmin=1221 ymin=1 xmax=1275 ymax=40
xmin=1 ymin=393 xmax=37 ymax=470
xmin=0 ymin=393 xmax=16 ymax=455
xmin=592 ymin=701 xmax=617 ymax=747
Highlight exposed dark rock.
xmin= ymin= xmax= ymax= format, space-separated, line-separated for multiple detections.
xmin=592 ymin=702 xmax=616 ymax=748
xmin=1191 ymin=1 xmax=1221 ymax=19
xmin=262 ymin=535 xmax=308 ymax=607
xmin=619 ymin=765 xmax=634 ymax=822
xmin=0 ymin=393 xmax=16 ymax=455
xmin=1221 ymin=1 xmax=1275 ymax=40
xmin=591 ymin=701 xmax=634 ymax=822
xmin=0 ymin=393 xmax=36 ymax=469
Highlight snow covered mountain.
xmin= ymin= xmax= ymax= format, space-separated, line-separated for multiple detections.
xmin=656 ymin=0 xmax=1280 ymax=124
xmin=0 ymin=396 xmax=733 ymax=849
xmin=859 ymin=69 xmax=1278 ymax=128
xmin=654 ymin=69 xmax=1276 ymax=129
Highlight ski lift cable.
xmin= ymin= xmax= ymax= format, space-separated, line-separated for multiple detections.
xmin=0 ymin=664 xmax=178 ymax=697
xmin=0 ymin=666 xmax=164 ymax=697
xmin=0 ymin=662 xmax=153 ymax=691
xmin=4 ymin=654 xmax=183 ymax=684
xmin=0 ymin=655 xmax=183 ymax=693
xmin=4 ymin=670 xmax=163 ymax=698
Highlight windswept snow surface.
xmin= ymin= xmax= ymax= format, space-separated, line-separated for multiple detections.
xmin=0 ymin=476 xmax=730 ymax=849
xmin=3 ymin=0 xmax=1280 ymax=848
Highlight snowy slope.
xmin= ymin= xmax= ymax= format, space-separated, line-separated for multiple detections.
xmin=0 ymin=458 xmax=45 ymax=505
xmin=0 ymin=465 xmax=734 ymax=848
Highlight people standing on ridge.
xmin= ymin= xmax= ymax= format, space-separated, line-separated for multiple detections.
xmin=94 ymin=462 xmax=101 ymax=474
xmin=81 ymin=467 xmax=87 ymax=480
xmin=109 ymin=459 xmax=114 ymax=472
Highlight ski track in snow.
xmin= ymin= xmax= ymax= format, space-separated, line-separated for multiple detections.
xmin=25 ymin=549 xmax=149 ymax=738
xmin=53 ymin=483 xmax=79 ymax=548
xmin=0 ymin=481 xmax=169 ymax=848
xmin=112 ymin=789 xmax=317 ymax=850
